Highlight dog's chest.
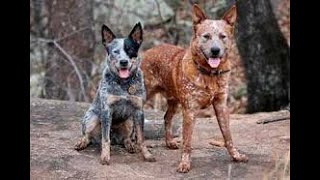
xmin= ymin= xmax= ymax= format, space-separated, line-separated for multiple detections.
xmin=105 ymin=94 xmax=143 ymax=123
xmin=106 ymin=94 xmax=143 ymax=109
xmin=104 ymin=81 xmax=144 ymax=117
xmin=99 ymin=75 xmax=145 ymax=122
xmin=180 ymin=75 xmax=229 ymax=109
xmin=186 ymin=84 xmax=215 ymax=109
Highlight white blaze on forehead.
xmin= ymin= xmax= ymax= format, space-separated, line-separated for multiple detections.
xmin=118 ymin=39 xmax=128 ymax=58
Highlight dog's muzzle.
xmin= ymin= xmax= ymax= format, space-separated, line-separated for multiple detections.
xmin=120 ymin=60 xmax=129 ymax=68
xmin=117 ymin=60 xmax=131 ymax=79
xmin=211 ymin=46 xmax=220 ymax=57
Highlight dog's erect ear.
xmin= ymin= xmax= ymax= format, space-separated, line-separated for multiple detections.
xmin=101 ymin=24 xmax=116 ymax=46
xmin=222 ymin=5 xmax=237 ymax=26
xmin=192 ymin=4 xmax=207 ymax=25
xmin=128 ymin=22 xmax=143 ymax=45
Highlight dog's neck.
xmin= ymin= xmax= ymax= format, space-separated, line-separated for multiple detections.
xmin=180 ymin=49 xmax=230 ymax=92
xmin=193 ymin=59 xmax=230 ymax=76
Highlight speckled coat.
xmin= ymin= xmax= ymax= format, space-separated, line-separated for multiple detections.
xmin=74 ymin=22 xmax=155 ymax=165
xmin=141 ymin=5 xmax=248 ymax=173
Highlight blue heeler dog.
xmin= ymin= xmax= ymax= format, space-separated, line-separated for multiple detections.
xmin=74 ymin=22 xmax=156 ymax=165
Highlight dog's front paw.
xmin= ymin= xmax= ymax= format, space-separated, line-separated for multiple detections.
xmin=100 ymin=148 xmax=111 ymax=165
xmin=228 ymin=147 xmax=249 ymax=162
xmin=74 ymin=139 xmax=88 ymax=151
xmin=177 ymin=161 xmax=191 ymax=173
xmin=232 ymin=153 xmax=248 ymax=162
xmin=166 ymin=140 xmax=179 ymax=150
xmin=100 ymin=153 xmax=110 ymax=165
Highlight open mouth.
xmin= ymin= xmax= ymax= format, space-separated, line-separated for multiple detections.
xmin=118 ymin=68 xmax=130 ymax=79
xmin=207 ymin=57 xmax=221 ymax=68
xmin=200 ymin=49 xmax=221 ymax=68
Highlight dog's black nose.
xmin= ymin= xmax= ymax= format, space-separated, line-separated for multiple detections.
xmin=120 ymin=60 xmax=128 ymax=66
xmin=211 ymin=46 xmax=220 ymax=56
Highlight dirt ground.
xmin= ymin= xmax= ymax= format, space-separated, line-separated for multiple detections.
xmin=30 ymin=98 xmax=290 ymax=180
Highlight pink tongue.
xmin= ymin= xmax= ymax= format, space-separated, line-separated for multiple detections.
xmin=208 ymin=58 xmax=221 ymax=68
xmin=119 ymin=69 xmax=130 ymax=78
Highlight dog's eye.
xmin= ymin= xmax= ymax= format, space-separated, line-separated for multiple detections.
xmin=203 ymin=34 xmax=211 ymax=39
xmin=219 ymin=33 xmax=227 ymax=39
xmin=127 ymin=48 xmax=138 ymax=58
xmin=112 ymin=50 xmax=120 ymax=54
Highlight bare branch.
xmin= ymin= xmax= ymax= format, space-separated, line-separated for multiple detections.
xmin=31 ymin=35 xmax=91 ymax=102
xmin=31 ymin=26 xmax=90 ymax=44
xmin=154 ymin=0 xmax=164 ymax=23
xmin=256 ymin=115 xmax=290 ymax=124
xmin=154 ymin=0 xmax=174 ymax=41
xmin=55 ymin=27 xmax=90 ymax=42
xmin=52 ymin=41 xmax=89 ymax=102
xmin=32 ymin=37 xmax=53 ymax=43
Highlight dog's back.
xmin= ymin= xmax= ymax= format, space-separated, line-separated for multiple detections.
xmin=141 ymin=44 xmax=185 ymax=99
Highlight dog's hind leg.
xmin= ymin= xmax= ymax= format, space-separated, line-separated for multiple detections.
xmin=212 ymin=94 xmax=248 ymax=162
xmin=177 ymin=108 xmax=195 ymax=173
xmin=74 ymin=112 xmax=100 ymax=151
xmin=164 ymin=100 xmax=179 ymax=149
xmin=117 ymin=120 xmax=137 ymax=153
xmin=134 ymin=110 xmax=156 ymax=162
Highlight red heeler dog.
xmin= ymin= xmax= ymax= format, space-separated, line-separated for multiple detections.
xmin=141 ymin=4 xmax=248 ymax=173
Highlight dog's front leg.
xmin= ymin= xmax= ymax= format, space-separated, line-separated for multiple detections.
xmin=100 ymin=107 xmax=112 ymax=165
xmin=177 ymin=107 xmax=195 ymax=173
xmin=213 ymin=93 xmax=248 ymax=162
xmin=134 ymin=110 xmax=156 ymax=162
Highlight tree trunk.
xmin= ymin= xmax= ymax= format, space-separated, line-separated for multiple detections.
xmin=43 ymin=0 xmax=95 ymax=102
xmin=235 ymin=0 xmax=290 ymax=113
